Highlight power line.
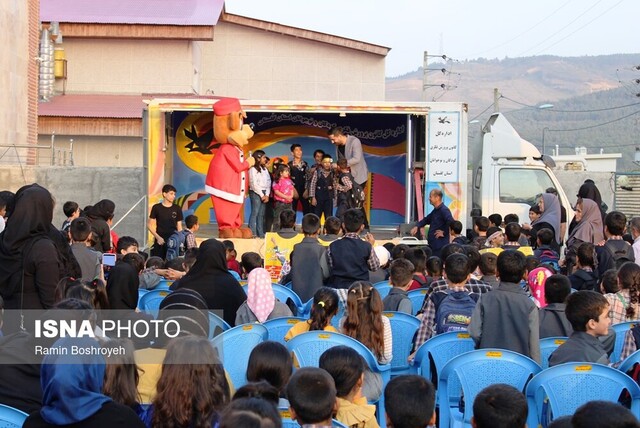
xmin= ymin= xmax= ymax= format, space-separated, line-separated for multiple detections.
xmin=547 ymin=108 xmax=640 ymax=132
xmin=501 ymin=95 xmax=640 ymax=113
xmin=517 ymin=0 xmax=603 ymax=57
xmin=465 ymin=0 xmax=573 ymax=58
xmin=468 ymin=102 xmax=495 ymax=122
xmin=531 ymin=0 xmax=624 ymax=56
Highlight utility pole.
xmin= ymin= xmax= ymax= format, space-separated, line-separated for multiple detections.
xmin=422 ymin=51 xmax=429 ymax=101
xmin=493 ymin=88 xmax=500 ymax=112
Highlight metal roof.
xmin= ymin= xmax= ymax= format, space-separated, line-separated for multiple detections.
xmin=41 ymin=0 xmax=224 ymax=26
xmin=39 ymin=94 xmax=145 ymax=118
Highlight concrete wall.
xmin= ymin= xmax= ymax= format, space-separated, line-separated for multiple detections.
xmin=201 ymin=21 xmax=386 ymax=100
xmin=0 ymin=1 xmax=30 ymax=148
xmin=0 ymin=166 xmax=148 ymax=248
xmin=54 ymin=39 xmax=195 ymax=94
xmin=36 ymin=135 xmax=142 ymax=167
xmin=554 ymin=170 xmax=615 ymax=211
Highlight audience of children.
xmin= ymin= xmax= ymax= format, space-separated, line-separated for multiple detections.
xmin=319 ymin=346 xmax=379 ymax=428
xmin=597 ymin=211 xmax=635 ymax=277
xmin=290 ymin=213 xmax=330 ymax=302
xmin=384 ymin=375 xmax=436 ymax=428
xmin=246 ymin=341 xmax=292 ymax=409
xmin=368 ymin=245 xmax=391 ymax=284
xmin=141 ymin=336 xmax=230 ymax=428
xmin=284 ymin=287 xmax=339 ymax=341
xmin=285 ymin=367 xmax=337 ymax=427
xmin=327 ymin=209 xmax=380 ymax=289
xmin=539 ymin=274 xmax=573 ymax=338
xmin=172 ymin=239 xmax=246 ymax=326
xmin=405 ymin=248 xmax=429 ymax=290
xmin=319 ymin=215 xmax=342 ymax=242
xmin=8 ymin=181 xmax=640 ymax=428
xmin=69 ymin=217 xmax=104 ymax=282
xmin=235 ymin=268 xmax=293 ymax=325
xmin=414 ymin=253 xmax=478 ymax=349
xmin=469 ymin=250 xmax=541 ymax=364
xmin=549 ymin=290 xmax=610 ymax=366
xmin=471 ymin=384 xmax=528 ymax=428
xmin=382 ymin=259 xmax=414 ymax=314
xmin=341 ymin=281 xmax=392 ymax=401
xmin=605 ymin=262 xmax=640 ymax=324
xmin=61 ymin=200 xmax=80 ymax=234
xmin=478 ymin=252 xmax=499 ymax=287
xmin=568 ymin=242 xmax=599 ymax=291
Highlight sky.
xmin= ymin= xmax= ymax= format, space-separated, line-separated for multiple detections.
xmin=225 ymin=0 xmax=637 ymax=77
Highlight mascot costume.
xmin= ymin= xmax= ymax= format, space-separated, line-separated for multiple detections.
xmin=205 ymin=97 xmax=255 ymax=239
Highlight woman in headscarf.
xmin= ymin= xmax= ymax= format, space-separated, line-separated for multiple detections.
xmin=570 ymin=180 xmax=606 ymax=234
xmin=564 ymin=198 xmax=605 ymax=274
xmin=87 ymin=199 xmax=115 ymax=253
xmin=524 ymin=193 xmax=562 ymax=252
xmin=235 ymin=268 xmax=292 ymax=325
xmin=0 ymin=185 xmax=80 ymax=333
xmin=173 ymin=239 xmax=246 ymax=326
xmin=23 ymin=336 xmax=144 ymax=428
xmin=106 ymin=260 xmax=139 ymax=310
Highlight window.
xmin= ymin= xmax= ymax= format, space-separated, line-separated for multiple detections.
xmin=499 ymin=169 xmax=555 ymax=206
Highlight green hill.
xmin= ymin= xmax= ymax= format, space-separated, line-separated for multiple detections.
xmin=386 ymin=54 xmax=640 ymax=171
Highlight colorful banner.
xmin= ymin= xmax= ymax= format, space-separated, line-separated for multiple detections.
xmin=166 ymin=110 xmax=410 ymax=226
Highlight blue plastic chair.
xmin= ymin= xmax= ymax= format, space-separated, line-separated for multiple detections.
xmin=154 ymin=279 xmax=173 ymax=291
xmin=285 ymin=331 xmax=391 ymax=428
xmin=407 ymin=288 xmax=429 ymax=315
xmin=619 ymin=348 xmax=640 ymax=373
xmin=411 ymin=331 xmax=475 ymax=381
xmin=264 ymin=316 xmax=307 ymax=345
xmin=299 ymin=298 xmax=313 ymax=318
xmin=383 ymin=311 xmax=421 ymax=376
xmin=539 ymin=337 xmax=568 ymax=369
xmin=526 ymin=362 xmax=640 ymax=428
xmin=0 ymin=404 xmax=28 ymax=428
xmin=373 ymin=282 xmax=392 ymax=299
xmin=210 ymin=323 xmax=268 ymax=390
xmin=137 ymin=288 xmax=149 ymax=305
xmin=438 ymin=349 xmax=542 ymax=428
xmin=138 ymin=289 xmax=172 ymax=318
xmin=208 ymin=311 xmax=231 ymax=339
xmin=241 ymin=284 xmax=305 ymax=315
xmin=612 ymin=321 xmax=638 ymax=364
xmin=330 ymin=299 xmax=347 ymax=330
xmin=272 ymin=284 xmax=304 ymax=314
xmin=279 ymin=408 xmax=348 ymax=428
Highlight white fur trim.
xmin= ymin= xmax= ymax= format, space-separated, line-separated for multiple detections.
xmin=205 ymin=184 xmax=245 ymax=204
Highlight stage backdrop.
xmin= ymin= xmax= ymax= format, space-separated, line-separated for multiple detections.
xmin=168 ymin=110 xmax=408 ymax=227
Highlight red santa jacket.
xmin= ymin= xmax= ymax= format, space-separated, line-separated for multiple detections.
xmin=205 ymin=144 xmax=250 ymax=203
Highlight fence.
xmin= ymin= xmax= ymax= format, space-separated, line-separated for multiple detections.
xmin=0 ymin=135 xmax=73 ymax=166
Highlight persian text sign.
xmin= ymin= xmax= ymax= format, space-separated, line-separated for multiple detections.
xmin=427 ymin=112 xmax=460 ymax=182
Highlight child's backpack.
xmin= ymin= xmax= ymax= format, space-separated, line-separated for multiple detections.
xmin=433 ymin=290 xmax=478 ymax=334
xmin=604 ymin=240 xmax=635 ymax=270
xmin=342 ymin=173 xmax=365 ymax=209
xmin=528 ymin=266 xmax=554 ymax=308
xmin=165 ymin=230 xmax=189 ymax=261
xmin=537 ymin=248 xmax=560 ymax=273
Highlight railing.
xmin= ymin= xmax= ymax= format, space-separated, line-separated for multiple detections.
xmin=0 ymin=134 xmax=74 ymax=166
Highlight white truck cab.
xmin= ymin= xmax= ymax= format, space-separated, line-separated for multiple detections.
xmin=471 ymin=113 xmax=573 ymax=232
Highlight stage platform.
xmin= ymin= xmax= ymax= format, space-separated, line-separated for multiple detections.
xmin=192 ymin=224 xmax=424 ymax=257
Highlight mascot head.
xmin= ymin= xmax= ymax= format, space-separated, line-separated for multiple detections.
xmin=213 ymin=97 xmax=254 ymax=149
